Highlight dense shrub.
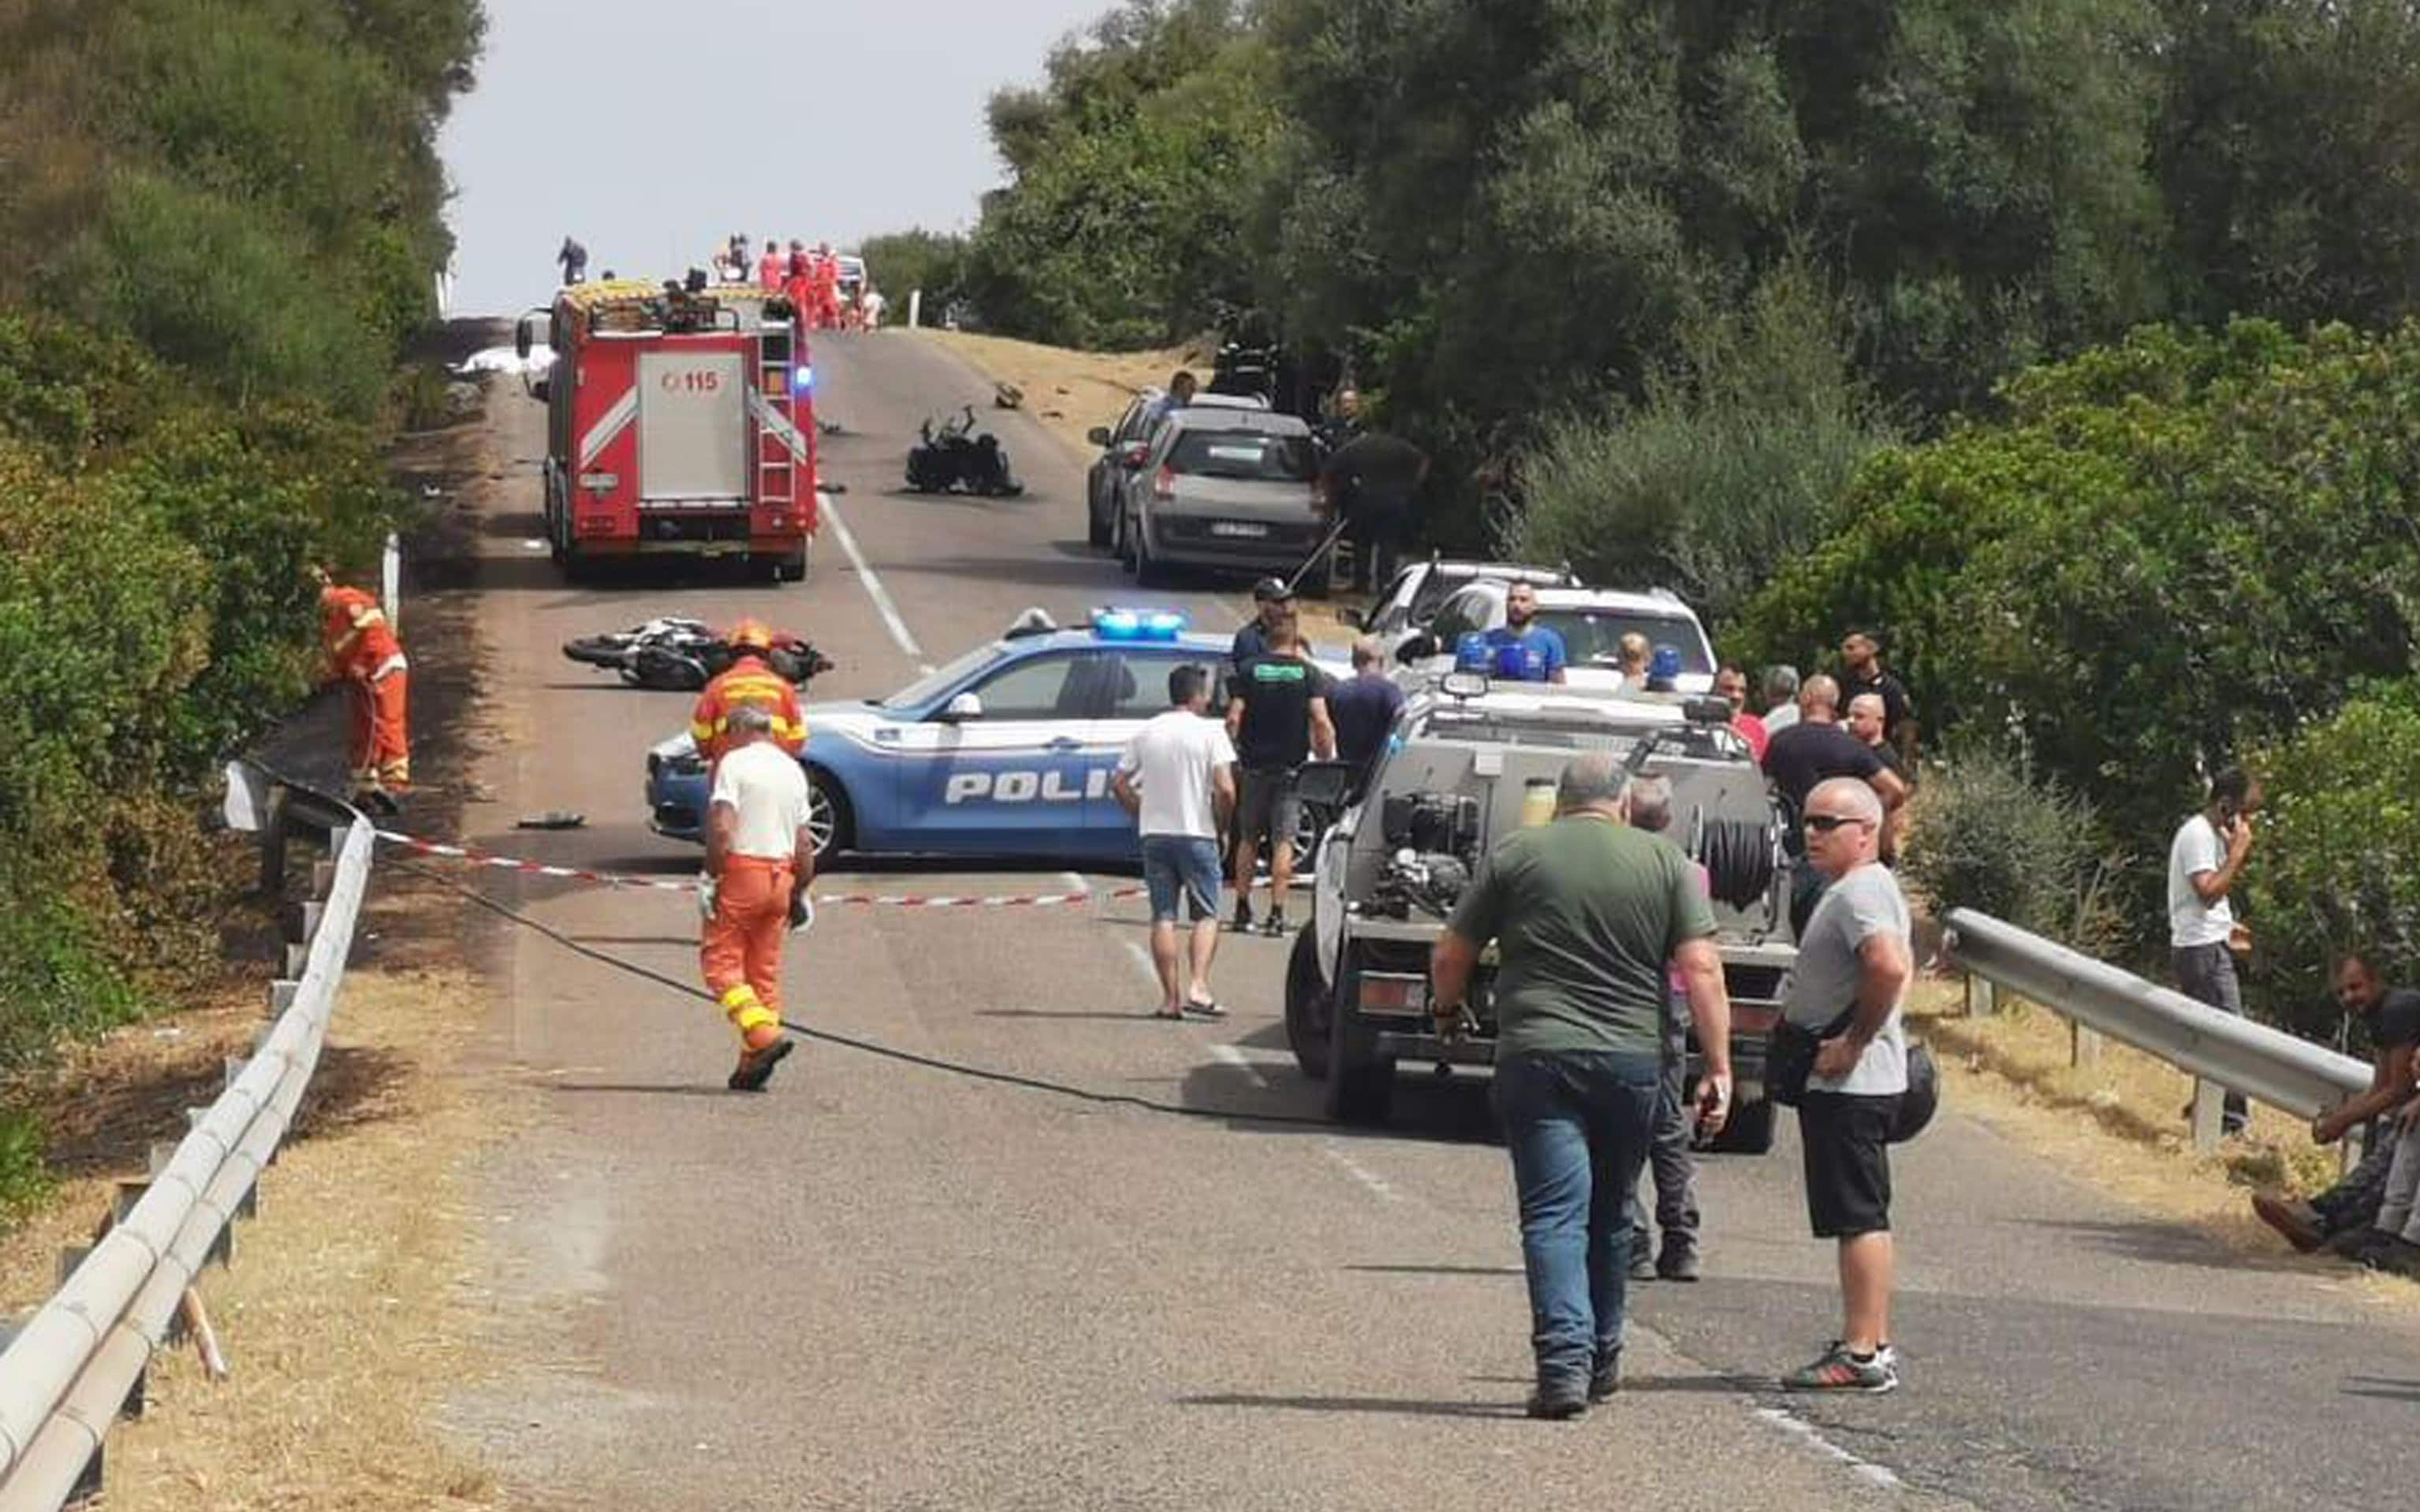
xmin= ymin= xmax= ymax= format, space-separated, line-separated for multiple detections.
xmin=1733 ymin=320 xmax=2420 ymax=944
xmin=0 ymin=0 xmax=479 ymax=1222
xmin=2241 ymin=688 xmax=2420 ymax=1042
xmin=1900 ymin=747 xmax=2124 ymax=958
xmin=1512 ymin=268 xmax=1892 ymax=624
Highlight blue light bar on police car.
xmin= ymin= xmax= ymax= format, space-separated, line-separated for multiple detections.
xmin=792 ymin=365 xmax=815 ymax=394
xmin=1091 ymin=608 xmax=1187 ymax=642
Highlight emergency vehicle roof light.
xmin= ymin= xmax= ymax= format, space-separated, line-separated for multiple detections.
xmin=792 ymin=364 xmax=814 ymax=395
xmin=1091 ymin=608 xmax=1186 ymax=642
xmin=1440 ymin=671 xmax=1490 ymax=701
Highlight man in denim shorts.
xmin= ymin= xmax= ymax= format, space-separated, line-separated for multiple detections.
xmin=1113 ymin=664 xmax=1237 ymax=1019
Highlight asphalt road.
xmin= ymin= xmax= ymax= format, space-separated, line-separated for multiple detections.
xmin=434 ymin=329 xmax=2420 ymax=1511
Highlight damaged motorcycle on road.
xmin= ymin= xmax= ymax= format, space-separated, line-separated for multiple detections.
xmin=904 ymin=405 xmax=1024 ymax=497
xmin=561 ymin=617 xmax=834 ymax=692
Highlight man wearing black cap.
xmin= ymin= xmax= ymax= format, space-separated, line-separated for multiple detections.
xmin=1232 ymin=579 xmax=1314 ymax=667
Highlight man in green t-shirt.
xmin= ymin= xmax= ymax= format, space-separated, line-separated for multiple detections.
xmin=1430 ymin=751 xmax=1736 ymax=1420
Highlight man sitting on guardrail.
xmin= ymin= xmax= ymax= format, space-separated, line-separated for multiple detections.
xmin=2250 ymin=954 xmax=2419 ymax=1256
xmin=2168 ymin=767 xmax=2259 ymax=1137
xmin=2352 ymin=1088 xmax=2420 ymax=1277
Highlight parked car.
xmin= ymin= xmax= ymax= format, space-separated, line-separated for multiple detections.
xmin=1396 ymin=582 xmax=1719 ymax=695
xmin=1084 ymin=389 xmax=1266 ymax=550
xmin=1114 ymin=408 xmax=1322 ymax=587
xmin=1354 ymin=557 xmax=1582 ymax=646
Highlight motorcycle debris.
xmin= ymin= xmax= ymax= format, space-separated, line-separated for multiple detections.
xmin=515 ymin=810 xmax=587 ymax=831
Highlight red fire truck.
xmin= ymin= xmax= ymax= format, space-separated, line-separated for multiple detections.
xmin=516 ymin=279 xmax=817 ymax=582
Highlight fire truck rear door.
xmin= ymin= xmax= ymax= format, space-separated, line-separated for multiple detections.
xmin=636 ymin=350 xmax=748 ymax=501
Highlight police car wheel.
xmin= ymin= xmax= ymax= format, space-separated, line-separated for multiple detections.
xmin=805 ymin=768 xmax=850 ymax=861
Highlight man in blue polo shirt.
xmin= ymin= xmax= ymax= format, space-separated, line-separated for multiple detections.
xmin=1460 ymin=581 xmax=1567 ymax=683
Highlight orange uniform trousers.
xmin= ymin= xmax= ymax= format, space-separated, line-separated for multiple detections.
xmin=702 ymin=857 xmax=795 ymax=1048
xmin=347 ymin=668 xmax=411 ymax=793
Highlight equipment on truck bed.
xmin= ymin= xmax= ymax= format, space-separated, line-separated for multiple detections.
xmin=517 ymin=280 xmax=818 ymax=583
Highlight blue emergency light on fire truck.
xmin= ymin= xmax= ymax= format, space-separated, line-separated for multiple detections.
xmin=644 ymin=609 xmax=1340 ymax=864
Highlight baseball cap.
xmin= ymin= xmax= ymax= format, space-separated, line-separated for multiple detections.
xmin=1251 ymin=577 xmax=1295 ymax=602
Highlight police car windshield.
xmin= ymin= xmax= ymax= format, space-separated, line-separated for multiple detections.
xmin=1169 ymin=430 xmax=1315 ymax=482
xmin=877 ymin=643 xmax=999 ymax=711
xmin=1537 ymin=610 xmax=1712 ymax=672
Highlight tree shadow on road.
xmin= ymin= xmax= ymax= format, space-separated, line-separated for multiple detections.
xmin=2341 ymin=1376 xmax=2420 ymax=1402
xmin=2034 ymin=1217 xmax=2324 ymax=1276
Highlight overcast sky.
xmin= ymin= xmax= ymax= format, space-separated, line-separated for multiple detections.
xmin=438 ymin=0 xmax=1113 ymax=316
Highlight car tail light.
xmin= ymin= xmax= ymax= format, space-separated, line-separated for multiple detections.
xmin=1154 ymin=465 xmax=1176 ymax=501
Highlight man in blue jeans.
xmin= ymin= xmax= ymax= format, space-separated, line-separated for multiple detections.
xmin=1113 ymin=665 xmax=1238 ymax=1019
xmin=1430 ymin=752 xmax=1736 ymax=1418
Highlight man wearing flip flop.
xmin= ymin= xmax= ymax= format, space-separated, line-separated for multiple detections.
xmin=1113 ymin=664 xmax=1238 ymax=1019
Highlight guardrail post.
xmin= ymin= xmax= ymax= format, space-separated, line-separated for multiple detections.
xmin=2072 ymin=1022 xmax=2103 ymax=1067
xmin=257 ymin=785 xmax=290 ymax=897
xmin=2190 ymin=1078 xmax=2225 ymax=1153
xmin=283 ymin=940 xmax=311 ymax=979
xmin=270 ymin=978 xmax=300 ymax=1016
xmin=1965 ymin=974 xmax=1998 ymax=1017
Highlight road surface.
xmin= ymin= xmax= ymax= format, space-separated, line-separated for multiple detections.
xmin=428 ymin=330 xmax=2420 ymax=1511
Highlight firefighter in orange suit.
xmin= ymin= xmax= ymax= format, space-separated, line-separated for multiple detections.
xmin=313 ymin=566 xmax=409 ymax=814
xmin=812 ymin=242 xmax=844 ymax=332
xmin=702 ymin=702 xmax=811 ymax=1090
xmin=689 ymin=619 xmax=806 ymax=769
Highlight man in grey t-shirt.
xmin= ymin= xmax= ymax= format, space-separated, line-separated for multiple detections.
xmin=1777 ymin=777 xmax=1915 ymax=1395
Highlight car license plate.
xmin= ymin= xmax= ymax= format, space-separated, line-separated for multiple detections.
xmin=1209 ymin=521 xmax=1270 ymax=538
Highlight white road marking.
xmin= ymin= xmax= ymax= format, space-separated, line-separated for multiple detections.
xmin=1207 ymin=1043 xmax=1271 ymax=1089
xmin=1122 ymin=939 xmax=1159 ymax=988
xmin=1319 ymin=1138 xmax=1400 ymax=1201
xmin=820 ymin=492 xmax=923 ymax=661
xmin=1754 ymin=1406 xmax=1905 ymax=1490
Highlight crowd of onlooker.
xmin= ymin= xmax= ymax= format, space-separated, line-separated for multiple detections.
xmin=551 ymin=233 xmax=885 ymax=332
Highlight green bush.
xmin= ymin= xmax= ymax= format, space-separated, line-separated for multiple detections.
xmin=2242 ymin=687 xmax=2420 ymax=1041
xmin=1900 ymin=746 xmax=2124 ymax=957
xmin=1732 ymin=319 xmax=2420 ymax=946
xmin=1512 ymin=266 xmax=1892 ymax=624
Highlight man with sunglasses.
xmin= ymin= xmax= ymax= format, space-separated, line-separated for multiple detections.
xmin=1779 ymin=777 xmax=1915 ymax=1395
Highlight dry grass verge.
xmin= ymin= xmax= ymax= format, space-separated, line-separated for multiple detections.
xmin=1909 ymin=977 xmax=2418 ymax=1301
xmin=0 ymin=937 xmax=516 ymax=1508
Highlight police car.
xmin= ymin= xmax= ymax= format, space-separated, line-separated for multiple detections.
xmin=646 ymin=609 xmax=1339 ymax=864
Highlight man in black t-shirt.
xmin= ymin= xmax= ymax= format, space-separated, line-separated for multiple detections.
xmin=1224 ymin=616 xmax=1336 ymax=936
xmin=1318 ymin=430 xmax=1429 ymax=591
xmin=1762 ymin=676 xmax=1909 ymax=933
xmin=2251 ymin=954 xmax=2420 ymax=1257
xmin=1839 ymin=631 xmax=1916 ymax=764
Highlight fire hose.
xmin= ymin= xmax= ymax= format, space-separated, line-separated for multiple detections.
xmin=394 ymin=860 xmax=1333 ymax=1127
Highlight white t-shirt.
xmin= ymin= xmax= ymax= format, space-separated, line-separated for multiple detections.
xmin=710 ymin=741 xmax=811 ymax=860
xmin=1763 ymin=702 xmax=1802 ymax=734
xmin=2167 ymin=813 xmax=2234 ymax=948
xmin=1117 ymin=709 xmax=1236 ymax=840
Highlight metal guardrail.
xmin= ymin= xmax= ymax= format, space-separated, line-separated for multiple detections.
xmin=1942 ymin=907 xmax=2370 ymax=1148
xmin=0 ymin=764 xmax=373 ymax=1510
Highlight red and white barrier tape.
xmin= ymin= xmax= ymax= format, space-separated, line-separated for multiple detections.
xmin=375 ymin=830 xmax=1147 ymax=908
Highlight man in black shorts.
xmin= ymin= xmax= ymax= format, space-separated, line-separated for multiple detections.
xmin=1777 ymin=777 xmax=1914 ymax=1395
xmin=1224 ymin=614 xmax=1335 ymax=936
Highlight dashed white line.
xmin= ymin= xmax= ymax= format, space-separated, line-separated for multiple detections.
xmin=819 ymin=492 xmax=923 ymax=661
xmin=1207 ymin=1043 xmax=1271 ymax=1089
xmin=1319 ymin=1138 xmax=1400 ymax=1201
xmin=1753 ymin=1406 xmax=1904 ymax=1490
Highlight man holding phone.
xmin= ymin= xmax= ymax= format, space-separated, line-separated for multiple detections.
xmin=1429 ymin=752 xmax=1734 ymax=1420
xmin=2169 ymin=767 xmax=2260 ymax=1137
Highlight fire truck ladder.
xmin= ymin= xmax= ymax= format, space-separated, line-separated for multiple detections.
xmin=756 ymin=324 xmax=799 ymax=511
